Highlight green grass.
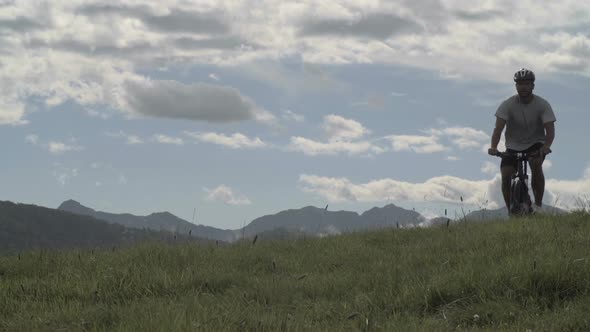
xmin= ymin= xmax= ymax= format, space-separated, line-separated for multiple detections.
xmin=2 ymin=213 xmax=590 ymax=331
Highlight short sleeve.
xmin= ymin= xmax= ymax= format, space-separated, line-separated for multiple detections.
xmin=542 ymin=101 xmax=556 ymax=123
xmin=495 ymin=99 xmax=509 ymax=120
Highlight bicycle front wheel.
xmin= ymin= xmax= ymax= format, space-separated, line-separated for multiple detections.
xmin=510 ymin=180 xmax=532 ymax=215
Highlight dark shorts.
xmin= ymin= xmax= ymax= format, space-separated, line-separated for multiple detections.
xmin=500 ymin=142 xmax=545 ymax=169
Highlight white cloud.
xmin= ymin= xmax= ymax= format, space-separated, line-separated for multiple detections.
xmin=105 ymin=131 xmax=144 ymax=145
xmin=0 ymin=102 xmax=27 ymax=126
xmin=323 ymin=114 xmax=370 ymax=141
xmin=481 ymin=136 xmax=507 ymax=153
xmin=53 ymin=164 xmax=79 ymax=187
xmin=383 ymin=125 xmax=491 ymax=154
xmin=283 ymin=110 xmax=305 ymax=123
xmin=481 ymin=161 xmax=498 ymax=175
xmin=546 ymin=165 xmax=590 ymax=210
xmin=385 ymin=135 xmax=448 ymax=153
xmin=205 ymin=185 xmax=251 ymax=205
xmin=544 ymin=160 xmax=553 ymax=170
xmin=209 ymin=73 xmax=220 ymax=81
xmin=428 ymin=127 xmax=490 ymax=150
xmin=539 ymin=32 xmax=590 ymax=72
xmin=0 ymin=49 xmax=138 ymax=120
xmin=25 ymin=134 xmax=83 ymax=154
xmin=438 ymin=68 xmax=463 ymax=80
xmin=436 ymin=118 xmax=448 ymax=126
xmin=25 ymin=134 xmax=39 ymax=145
xmin=288 ymin=122 xmax=490 ymax=157
xmin=289 ymin=136 xmax=386 ymax=156
xmin=298 ymin=173 xmax=497 ymax=207
xmin=287 ymin=114 xmax=384 ymax=156
xmin=153 ymin=134 xmax=184 ymax=145
xmin=253 ymin=108 xmax=279 ymax=126
xmin=185 ymin=131 xmax=267 ymax=149
xmin=47 ymin=141 xmax=83 ymax=154
xmin=126 ymin=136 xmax=143 ymax=145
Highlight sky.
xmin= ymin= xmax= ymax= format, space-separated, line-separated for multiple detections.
xmin=1 ymin=0 xmax=590 ymax=229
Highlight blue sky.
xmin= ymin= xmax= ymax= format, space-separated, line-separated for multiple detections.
xmin=1 ymin=1 xmax=590 ymax=229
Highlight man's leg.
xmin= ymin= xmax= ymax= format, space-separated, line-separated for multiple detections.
xmin=530 ymin=155 xmax=545 ymax=207
xmin=501 ymin=166 xmax=516 ymax=212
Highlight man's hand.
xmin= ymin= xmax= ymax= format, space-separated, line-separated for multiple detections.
xmin=488 ymin=147 xmax=498 ymax=156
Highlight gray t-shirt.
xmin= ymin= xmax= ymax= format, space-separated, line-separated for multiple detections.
xmin=495 ymin=94 xmax=556 ymax=151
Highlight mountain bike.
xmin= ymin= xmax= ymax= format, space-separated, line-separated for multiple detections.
xmin=493 ymin=149 xmax=550 ymax=216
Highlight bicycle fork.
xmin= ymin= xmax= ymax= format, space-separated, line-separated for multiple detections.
xmin=511 ymin=154 xmax=532 ymax=215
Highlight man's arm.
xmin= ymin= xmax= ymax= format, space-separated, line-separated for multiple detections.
xmin=543 ymin=121 xmax=555 ymax=153
xmin=489 ymin=117 xmax=506 ymax=154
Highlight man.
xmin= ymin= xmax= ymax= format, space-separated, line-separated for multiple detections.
xmin=487 ymin=68 xmax=556 ymax=214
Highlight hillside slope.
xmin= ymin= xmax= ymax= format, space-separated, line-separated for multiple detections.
xmin=2 ymin=213 xmax=590 ymax=330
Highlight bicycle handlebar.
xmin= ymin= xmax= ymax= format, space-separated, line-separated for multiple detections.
xmin=492 ymin=148 xmax=551 ymax=159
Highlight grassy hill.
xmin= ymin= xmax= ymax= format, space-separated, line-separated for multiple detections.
xmin=1 ymin=213 xmax=590 ymax=331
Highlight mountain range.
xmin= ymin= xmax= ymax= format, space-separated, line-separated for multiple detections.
xmin=57 ymin=200 xmax=568 ymax=240
xmin=1 ymin=199 xmax=569 ymax=253
xmin=0 ymin=200 xmax=214 ymax=253
xmin=58 ymin=200 xmax=236 ymax=242
xmin=58 ymin=200 xmax=428 ymax=242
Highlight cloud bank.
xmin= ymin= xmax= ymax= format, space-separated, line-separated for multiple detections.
xmin=2 ymin=0 xmax=589 ymax=126
xmin=299 ymin=166 xmax=590 ymax=212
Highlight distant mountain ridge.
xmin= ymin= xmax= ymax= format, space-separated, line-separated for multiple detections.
xmin=59 ymin=200 xmax=427 ymax=241
xmin=63 ymin=200 xmax=568 ymax=242
xmin=58 ymin=200 xmax=237 ymax=242
xmin=58 ymin=200 xmax=570 ymax=241
xmin=0 ymin=199 xmax=574 ymax=253
xmin=242 ymin=204 xmax=425 ymax=238
xmin=0 ymin=200 xmax=212 ymax=253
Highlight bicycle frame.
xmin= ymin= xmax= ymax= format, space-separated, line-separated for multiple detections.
xmin=495 ymin=151 xmax=535 ymax=216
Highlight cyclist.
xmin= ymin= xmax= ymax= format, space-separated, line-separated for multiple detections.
xmin=487 ymin=68 xmax=556 ymax=214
